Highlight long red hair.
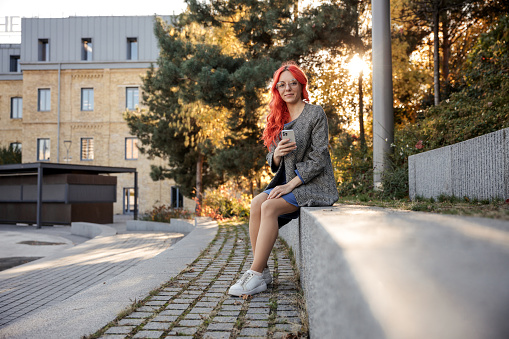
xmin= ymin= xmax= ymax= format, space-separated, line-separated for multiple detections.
xmin=262 ymin=62 xmax=310 ymax=149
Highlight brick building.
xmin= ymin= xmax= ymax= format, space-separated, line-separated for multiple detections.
xmin=0 ymin=16 xmax=192 ymax=215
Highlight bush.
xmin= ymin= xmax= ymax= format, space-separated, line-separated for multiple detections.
xmin=142 ymin=205 xmax=194 ymax=223
xmin=199 ymin=184 xmax=251 ymax=221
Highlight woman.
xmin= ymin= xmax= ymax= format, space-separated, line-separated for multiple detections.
xmin=228 ymin=62 xmax=339 ymax=296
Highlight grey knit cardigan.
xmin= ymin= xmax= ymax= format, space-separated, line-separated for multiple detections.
xmin=266 ymin=103 xmax=339 ymax=207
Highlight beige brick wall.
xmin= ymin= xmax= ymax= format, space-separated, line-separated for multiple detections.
xmin=0 ymin=80 xmax=23 ymax=148
xmin=2 ymin=68 xmax=195 ymax=215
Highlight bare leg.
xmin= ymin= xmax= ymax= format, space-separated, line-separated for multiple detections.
xmin=249 ymin=193 xmax=268 ymax=256
xmin=250 ymin=198 xmax=298 ymax=273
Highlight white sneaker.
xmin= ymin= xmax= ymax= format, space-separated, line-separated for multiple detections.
xmin=262 ymin=267 xmax=272 ymax=285
xmin=228 ymin=270 xmax=267 ymax=296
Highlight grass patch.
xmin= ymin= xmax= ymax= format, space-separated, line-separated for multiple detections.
xmin=336 ymin=195 xmax=509 ymax=221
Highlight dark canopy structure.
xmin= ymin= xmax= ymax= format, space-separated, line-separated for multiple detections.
xmin=0 ymin=163 xmax=138 ymax=228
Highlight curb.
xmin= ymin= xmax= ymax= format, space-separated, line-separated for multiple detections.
xmin=71 ymin=222 xmax=117 ymax=239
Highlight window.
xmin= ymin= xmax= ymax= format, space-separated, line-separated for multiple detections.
xmin=127 ymin=38 xmax=138 ymax=60
xmin=80 ymin=138 xmax=94 ymax=161
xmin=37 ymin=138 xmax=50 ymax=161
xmin=171 ymin=186 xmax=184 ymax=209
xmin=10 ymin=55 xmax=20 ymax=72
xmin=125 ymin=137 xmax=139 ymax=160
xmin=10 ymin=97 xmax=22 ymax=119
xmin=10 ymin=142 xmax=21 ymax=152
xmin=38 ymin=89 xmax=50 ymax=111
xmin=81 ymin=38 xmax=92 ymax=61
xmin=38 ymin=39 xmax=49 ymax=61
xmin=126 ymin=87 xmax=139 ymax=110
xmin=81 ymin=88 xmax=94 ymax=111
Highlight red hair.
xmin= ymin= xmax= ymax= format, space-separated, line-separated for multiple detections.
xmin=262 ymin=62 xmax=309 ymax=149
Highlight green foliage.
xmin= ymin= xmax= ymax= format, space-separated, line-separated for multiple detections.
xmin=201 ymin=185 xmax=251 ymax=221
xmin=332 ymin=133 xmax=373 ymax=196
xmin=0 ymin=145 xmax=22 ymax=165
xmin=410 ymin=15 xmax=509 ymax=150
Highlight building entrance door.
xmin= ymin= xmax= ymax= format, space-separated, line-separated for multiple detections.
xmin=123 ymin=187 xmax=137 ymax=214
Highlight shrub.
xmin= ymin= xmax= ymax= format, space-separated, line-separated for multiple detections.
xmin=142 ymin=205 xmax=194 ymax=223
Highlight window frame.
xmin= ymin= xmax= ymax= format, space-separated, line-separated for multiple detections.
xmin=80 ymin=137 xmax=94 ymax=161
xmin=37 ymin=89 xmax=51 ymax=112
xmin=127 ymin=37 xmax=138 ymax=61
xmin=10 ymin=142 xmax=21 ymax=152
xmin=38 ymin=39 xmax=49 ymax=61
xmin=10 ymin=55 xmax=20 ymax=72
xmin=10 ymin=97 xmax=22 ymax=119
xmin=81 ymin=38 xmax=93 ymax=61
xmin=125 ymin=137 xmax=139 ymax=160
xmin=81 ymin=88 xmax=94 ymax=111
xmin=125 ymin=87 xmax=139 ymax=110
xmin=37 ymin=138 xmax=50 ymax=161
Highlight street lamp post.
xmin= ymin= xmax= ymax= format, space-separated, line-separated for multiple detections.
xmin=372 ymin=0 xmax=394 ymax=189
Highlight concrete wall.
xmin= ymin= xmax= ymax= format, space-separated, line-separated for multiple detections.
xmin=278 ymin=206 xmax=509 ymax=339
xmin=409 ymin=128 xmax=508 ymax=201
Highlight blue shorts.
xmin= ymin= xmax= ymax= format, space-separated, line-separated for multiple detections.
xmin=263 ymin=188 xmax=299 ymax=207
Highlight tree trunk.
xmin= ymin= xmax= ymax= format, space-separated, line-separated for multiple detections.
xmin=358 ymin=70 xmax=366 ymax=151
xmin=433 ymin=3 xmax=441 ymax=106
xmin=195 ymin=152 xmax=203 ymax=215
xmin=442 ymin=11 xmax=451 ymax=99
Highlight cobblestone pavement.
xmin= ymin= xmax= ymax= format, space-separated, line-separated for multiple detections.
xmin=95 ymin=222 xmax=308 ymax=339
xmin=0 ymin=233 xmax=183 ymax=328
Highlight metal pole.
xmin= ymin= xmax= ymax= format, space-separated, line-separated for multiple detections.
xmin=372 ymin=0 xmax=394 ymax=189
xmin=57 ymin=63 xmax=61 ymax=163
xmin=36 ymin=164 xmax=43 ymax=229
xmin=134 ymin=171 xmax=138 ymax=220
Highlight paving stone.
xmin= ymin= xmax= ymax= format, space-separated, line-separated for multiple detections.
xmin=182 ymin=313 xmax=204 ymax=320
xmin=125 ymin=312 xmax=152 ymax=319
xmin=277 ymin=310 xmax=299 ymax=317
xmin=244 ymin=320 xmax=269 ymax=328
xmin=178 ymin=319 xmax=203 ymax=326
xmin=195 ymin=301 xmax=218 ymax=307
xmin=145 ymin=300 xmax=168 ymax=306
xmin=142 ymin=321 xmax=170 ymax=330
xmin=211 ymin=316 xmax=237 ymax=323
xmin=151 ymin=315 xmax=178 ymax=322
xmin=216 ymin=310 xmax=239 ymax=316
xmin=206 ymin=322 xmax=235 ymax=331
xmin=245 ymin=313 xmax=269 ymax=320
xmin=118 ymin=318 xmax=145 ymax=326
xmin=239 ymin=327 xmax=268 ymax=336
xmin=133 ymin=330 xmax=164 ymax=338
xmin=99 ymin=335 xmax=126 ymax=339
xmin=202 ymin=331 xmax=231 ymax=339
xmin=166 ymin=303 xmax=190 ymax=310
xmin=170 ymin=326 xmax=197 ymax=335
xmin=189 ymin=307 xmax=214 ymax=313
xmin=105 ymin=326 xmax=133 ymax=334
xmin=159 ymin=309 xmax=184 ymax=316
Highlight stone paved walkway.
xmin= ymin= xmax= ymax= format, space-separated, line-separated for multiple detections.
xmin=0 ymin=232 xmax=183 ymax=328
xmin=94 ymin=222 xmax=308 ymax=339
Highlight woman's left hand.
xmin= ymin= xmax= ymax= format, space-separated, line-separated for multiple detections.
xmin=268 ymin=183 xmax=294 ymax=199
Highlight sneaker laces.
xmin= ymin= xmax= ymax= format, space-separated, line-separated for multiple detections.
xmin=237 ymin=271 xmax=255 ymax=288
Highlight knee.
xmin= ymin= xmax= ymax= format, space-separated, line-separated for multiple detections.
xmin=251 ymin=193 xmax=267 ymax=212
xmin=260 ymin=200 xmax=279 ymax=218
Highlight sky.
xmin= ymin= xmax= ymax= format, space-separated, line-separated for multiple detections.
xmin=0 ymin=0 xmax=188 ymax=43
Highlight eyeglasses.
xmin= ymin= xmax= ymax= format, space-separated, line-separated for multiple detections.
xmin=276 ymin=80 xmax=299 ymax=90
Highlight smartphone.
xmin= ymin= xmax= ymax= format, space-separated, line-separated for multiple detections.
xmin=281 ymin=129 xmax=296 ymax=143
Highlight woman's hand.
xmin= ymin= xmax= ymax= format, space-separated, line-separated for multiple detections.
xmin=273 ymin=139 xmax=297 ymax=167
xmin=267 ymin=176 xmax=303 ymax=200
xmin=267 ymin=183 xmax=294 ymax=199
